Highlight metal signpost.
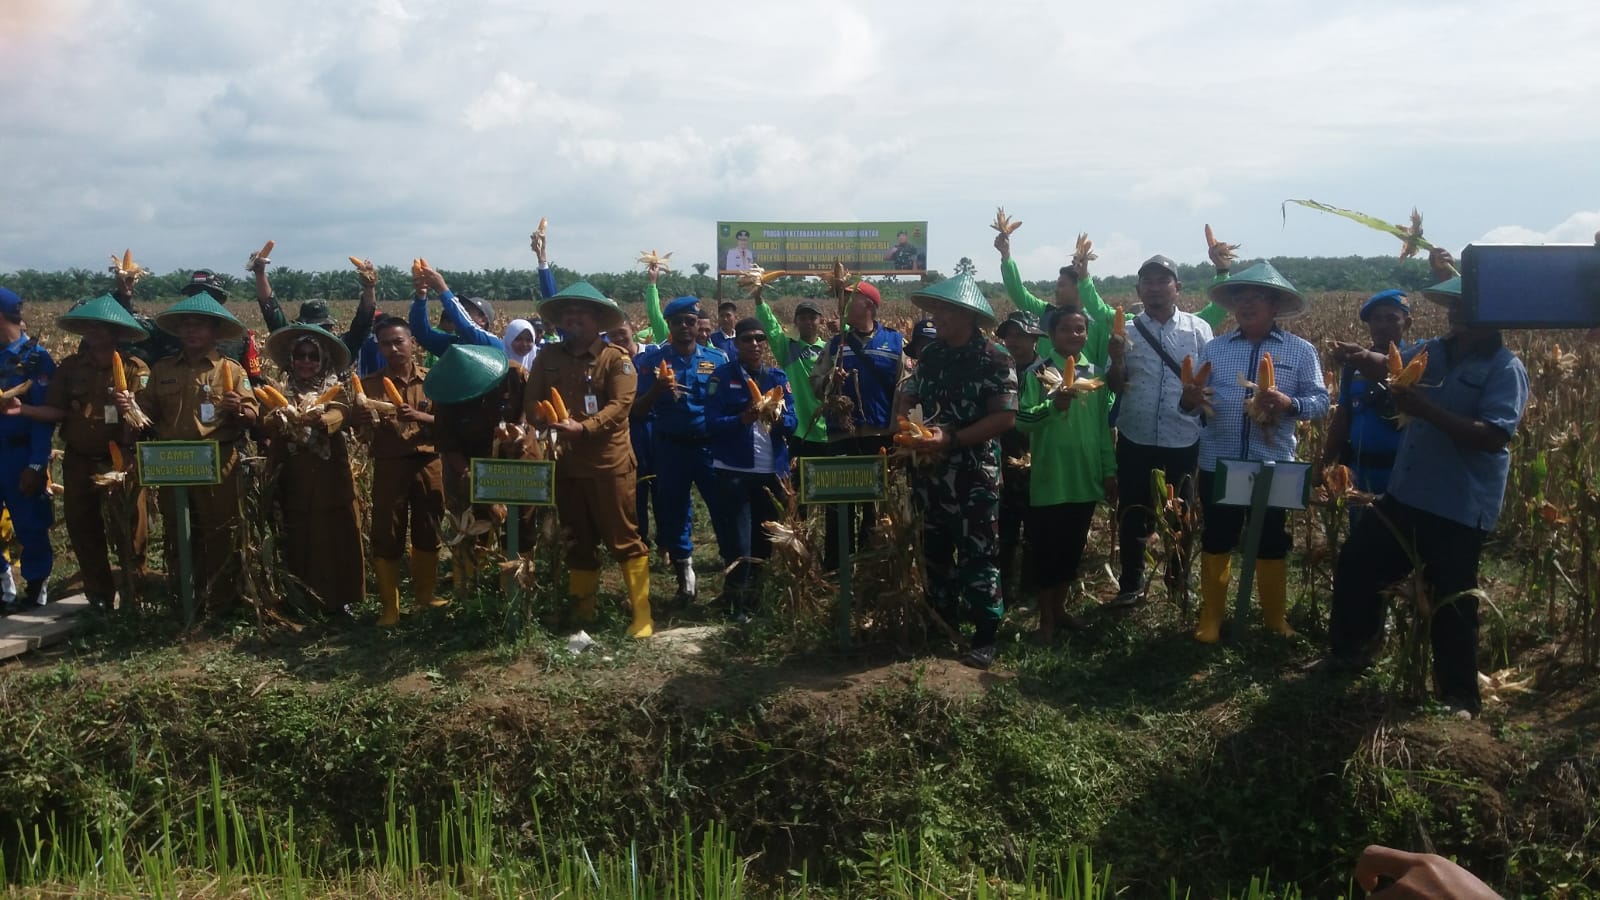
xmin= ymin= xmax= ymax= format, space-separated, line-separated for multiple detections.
xmin=1213 ymin=458 xmax=1312 ymax=642
xmin=137 ymin=441 xmax=221 ymax=625
xmin=799 ymin=455 xmax=888 ymax=647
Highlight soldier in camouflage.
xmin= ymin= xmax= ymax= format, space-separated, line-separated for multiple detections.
xmin=893 ymin=273 xmax=1018 ymax=669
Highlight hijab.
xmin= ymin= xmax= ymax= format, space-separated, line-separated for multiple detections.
xmin=502 ymin=318 xmax=538 ymax=371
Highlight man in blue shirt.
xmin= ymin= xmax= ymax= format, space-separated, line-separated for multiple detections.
xmin=0 ymin=288 xmax=58 ymax=610
xmin=408 ymin=263 xmax=504 ymax=356
xmin=1324 ymin=275 xmax=1529 ymax=718
xmin=634 ymin=296 xmax=729 ymax=605
xmin=1321 ymin=290 xmax=1413 ymax=499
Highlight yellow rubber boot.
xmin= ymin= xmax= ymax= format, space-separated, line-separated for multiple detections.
xmin=568 ymin=569 xmax=601 ymax=625
xmin=373 ymin=558 xmax=402 ymax=627
xmin=1256 ymin=558 xmax=1297 ymax=637
xmin=1195 ymin=552 xmax=1231 ymax=643
xmin=621 ymin=555 xmax=654 ymax=639
xmin=411 ymin=550 xmax=444 ymax=608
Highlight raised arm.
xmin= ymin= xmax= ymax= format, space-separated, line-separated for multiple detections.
xmin=996 ymin=235 xmax=1049 ymax=318
xmin=755 ymin=296 xmax=791 ymax=361
xmin=250 ymin=249 xmax=289 ymax=333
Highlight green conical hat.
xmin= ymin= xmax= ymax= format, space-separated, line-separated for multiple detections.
xmin=154 ymin=293 xmax=246 ymax=340
xmin=1208 ymin=262 xmax=1307 ymax=319
xmin=910 ymin=273 xmax=997 ymax=326
xmin=57 ymin=294 xmax=149 ymax=343
xmin=539 ymin=280 xmax=624 ymax=331
xmin=425 ymin=344 xmax=510 ymax=405
xmin=1420 ymin=276 xmax=1461 ymax=305
xmin=264 ymin=323 xmax=352 ymax=373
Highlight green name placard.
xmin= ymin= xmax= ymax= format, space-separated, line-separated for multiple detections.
xmin=470 ymin=458 xmax=555 ymax=506
xmin=137 ymin=441 xmax=221 ymax=486
xmin=800 ymin=455 xmax=887 ymax=504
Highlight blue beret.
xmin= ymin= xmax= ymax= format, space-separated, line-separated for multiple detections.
xmin=0 ymin=287 xmax=20 ymax=317
xmin=663 ymin=296 xmax=702 ymax=319
xmin=1359 ymin=289 xmax=1409 ymax=322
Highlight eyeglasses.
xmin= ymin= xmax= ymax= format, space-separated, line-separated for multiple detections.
xmin=737 ymin=334 xmax=768 ymax=344
xmin=292 ymin=351 xmax=321 ymax=361
xmin=669 ymin=316 xmax=699 ymax=328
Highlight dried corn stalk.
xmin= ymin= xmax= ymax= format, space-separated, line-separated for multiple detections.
xmin=637 ymin=249 xmax=674 ymax=272
xmin=1282 ymin=200 xmax=1447 ymax=266
xmin=990 ymin=206 xmax=1022 ymax=235
xmin=1072 ymin=233 xmax=1097 ymax=272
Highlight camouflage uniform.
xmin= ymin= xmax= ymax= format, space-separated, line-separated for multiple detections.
xmin=900 ymin=333 xmax=1018 ymax=645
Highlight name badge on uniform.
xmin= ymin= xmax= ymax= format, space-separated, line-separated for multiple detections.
xmin=104 ymin=403 xmax=119 ymax=424
xmin=200 ymin=401 xmax=216 ymax=424
xmin=583 ymin=393 xmax=599 ymax=416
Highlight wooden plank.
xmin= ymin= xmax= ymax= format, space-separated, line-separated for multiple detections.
xmin=0 ymin=595 xmax=92 ymax=661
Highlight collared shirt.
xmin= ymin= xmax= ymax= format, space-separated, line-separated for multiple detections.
xmin=138 ymin=349 xmax=256 ymax=443
xmin=1193 ymin=326 xmax=1329 ymax=472
xmin=1016 ymin=357 xmax=1116 ymax=505
xmin=45 ymin=351 xmax=150 ymax=458
xmin=359 ymin=364 xmax=435 ymax=458
xmin=526 ymin=336 xmax=637 ymax=477
xmin=0 ymin=334 xmax=56 ymax=466
xmin=725 ymin=247 xmax=757 ymax=272
xmin=707 ymin=361 xmax=796 ymax=474
xmin=636 ymin=340 xmax=727 ymax=439
xmin=1387 ymin=336 xmax=1528 ymax=531
xmin=814 ymin=324 xmax=905 ymax=437
xmin=1117 ymin=310 xmax=1215 ymax=448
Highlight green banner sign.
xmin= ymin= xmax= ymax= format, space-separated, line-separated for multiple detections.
xmin=717 ymin=221 xmax=929 ymax=274
xmin=800 ymin=455 xmax=887 ymax=505
xmin=471 ymin=458 xmax=555 ymax=506
xmin=136 ymin=441 xmax=221 ymax=486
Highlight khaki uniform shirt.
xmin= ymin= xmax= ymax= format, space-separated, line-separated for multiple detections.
xmin=45 ymin=351 xmax=150 ymax=458
xmin=137 ymin=350 xmax=257 ymax=443
xmin=525 ymin=337 xmax=637 ymax=478
xmin=359 ymin=365 xmax=436 ymax=459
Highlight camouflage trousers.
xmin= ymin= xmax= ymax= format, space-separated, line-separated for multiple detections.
xmin=913 ymin=456 xmax=1003 ymax=646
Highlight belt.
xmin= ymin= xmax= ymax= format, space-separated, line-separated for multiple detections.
xmin=1353 ymin=451 xmax=1396 ymax=470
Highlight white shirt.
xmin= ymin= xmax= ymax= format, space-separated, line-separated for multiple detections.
xmin=1116 ymin=310 xmax=1214 ymax=448
xmin=725 ymin=247 xmax=756 ymax=271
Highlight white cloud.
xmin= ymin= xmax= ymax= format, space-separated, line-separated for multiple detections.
xmin=1479 ymin=211 xmax=1600 ymax=245
xmin=1130 ymin=168 xmax=1225 ymax=214
xmin=462 ymin=73 xmax=617 ymax=133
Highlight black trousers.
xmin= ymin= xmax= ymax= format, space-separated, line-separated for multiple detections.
xmin=821 ymin=435 xmax=892 ymax=572
xmin=1329 ymin=495 xmax=1486 ymax=713
xmin=1115 ymin=437 xmax=1200 ymax=591
xmin=998 ymin=466 xmax=1033 ymax=600
xmin=1028 ymin=501 xmax=1098 ymax=590
xmin=1197 ymin=470 xmax=1292 ymax=559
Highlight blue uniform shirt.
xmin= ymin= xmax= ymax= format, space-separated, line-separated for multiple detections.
xmin=0 ymin=335 xmax=56 ymax=467
xmin=1387 ymin=335 xmax=1528 ymax=532
xmin=818 ymin=325 xmax=903 ymax=434
xmin=636 ymin=341 xmax=728 ymax=439
xmin=706 ymin=361 xmax=797 ymax=473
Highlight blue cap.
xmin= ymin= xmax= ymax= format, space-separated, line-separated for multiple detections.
xmin=1359 ymin=289 xmax=1410 ymax=322
xmin=0 ymin=287 xmax=20 ymax=317
xmin=663 ymin=296 xmax=701 ymax=319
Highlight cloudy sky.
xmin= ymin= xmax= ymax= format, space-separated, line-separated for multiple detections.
xmin=2 ymin=0 xmax=1596 ymax=281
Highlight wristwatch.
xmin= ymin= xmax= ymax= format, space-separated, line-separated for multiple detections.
xmin=27 ymin=463 xmax=43 ymax=472
xmin=1289 ymin=398 xmax=1303 ymax=417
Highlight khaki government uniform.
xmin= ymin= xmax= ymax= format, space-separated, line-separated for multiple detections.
xmin=135 ymin=350 xmax=257 ymax=611
xmin=360 ymin=365 xmax=443 ymax=558
xmin=44 ymin=351 xmax=150 ymax=602
xmin=525 ymin=336 xmax=646 ymax=569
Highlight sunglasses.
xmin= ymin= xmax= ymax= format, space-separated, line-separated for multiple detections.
xmin=737 ymin=334 xmax=768 ymax=344
xmin=669 ymin=316 xmax=699 ymax=328
xmin=292 ymin=351 xmax=321 ymax=361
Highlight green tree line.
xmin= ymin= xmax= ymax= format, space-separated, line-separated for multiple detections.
xmin=2 ymin=255 xmax=1437 ymax=306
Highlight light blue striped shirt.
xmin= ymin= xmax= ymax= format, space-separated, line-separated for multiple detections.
xmin=1191 ymin=326 xmax=1330 ymax=472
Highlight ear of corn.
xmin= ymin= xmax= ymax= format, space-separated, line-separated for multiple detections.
xmin=218 ymin=363 xmax=235 ymax=394
xmin=382 ymin=377 xmax=406 ymax=407
xmin=108 ymin=441 xmax=124 ymax=472
xmin=253 ymin=386 xmax=286 ymax=410
xmin=1387 ymin=343 xmax=1405 ymax=380
xmin=352 ymin=376 xmax=366 ymax=397
xmin=1181 ymin=356 xmax=1193 ymax=384
xmin=657 ymin=359 xmax=675 ymax=383
xmin=990 ymin=207 xmax=1022 ymax=235
xmin=259 ymin=240 xmax=275 ymax=259
xmin=1195 ymin=361 xmax=1212 ymax=385
xmin=121 ymin=249 xmax=134 ymax=272
xmin=1112 ymin=309 xmax=1125 ymax=339
xmin=0 ymin=380 xmax=32 ymax=401
xmin=536 ymin=400 xmax=558 ymax=424
xmin=1257 ymin=353 xmax=1275 ymax=393
xmin=315 ymin=384 xmax=343 ymax=406
xmin=746 ymin=378 xmax=763 ymax=404
xmin=549 ymin=388 xmax=569 ymax=421
xmin=1395 ymin=350 xmax=1429 ymax=387
xmin=111 ymin=352 xmax=128 ymax=392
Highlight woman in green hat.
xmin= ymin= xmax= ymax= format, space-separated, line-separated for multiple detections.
xmin=25 ymin=296 xmax=152 ymax=608
xmin=121 ymin=293 xmax=257 ymax=614
xmin=892 ymin=272 xmax=1019 ymax=669
xmin=426 ymin=344 xmax=528 ymax=594
xmin=262 ymin=324 xmax=364 ymax=618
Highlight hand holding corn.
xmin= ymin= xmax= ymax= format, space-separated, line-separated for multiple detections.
xmin=1205 ymin=224 xmax=1239 ymax=270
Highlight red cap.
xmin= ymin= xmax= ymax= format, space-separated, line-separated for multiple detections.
xmin=849 ymin=282 xmax=881 ymax=307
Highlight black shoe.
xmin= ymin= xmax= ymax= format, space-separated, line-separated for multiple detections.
xmin=962 ymin=645 xmax=998 ymax=670
xmin=1106 ymin=586 xmax=1144 ymax=609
